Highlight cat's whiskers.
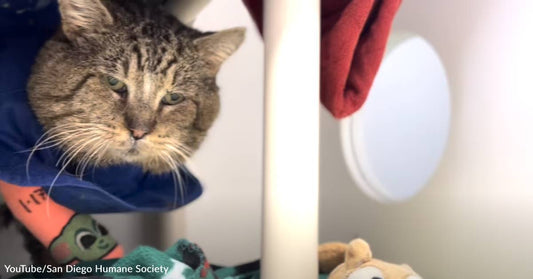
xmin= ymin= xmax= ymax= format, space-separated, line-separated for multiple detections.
xmin=167 ymin=145 xmax=190 ymax=206
xmin=21 ymin=123 xmax=93 ymax=153
xmin=88 ymin=140 xmax=112 ymax=180
xmin=29 ymin=124 xmax=113 ymax=216
xmin=154 ymin=138 xmax=192 ymax=158
xmin=93 ymin=141 xmax=111 ymax=167
xmin=51 ymin=124 xmax=113 ymax=167
xmin=76 ymin=144 xmax=98 ymax=178
xmin=76 ymin=138 xmax=110 ymax=178
xmin=164 ymin=144 xmax=190 ymax=161
xmin=56 ymin=136 xmax=103 ymax=173
xmin=155 ymin=151 xmax=175 ymax=203
xmin=159 ymin=150 xmax=186 ymax=208
xmin=27 ymin=122 xmax=109 ymax=155
xmin=175 ymin=143 xmax=193 ymax=156
xmin=55 ymin=131 xmax=105 ymax=167
xmin=26 ymin=127 xmax=102 ymax=182
xmin=46 ymin=135 xmax=103 ymax=217
xmin=81 ymin=134 xmax=114 ymax=176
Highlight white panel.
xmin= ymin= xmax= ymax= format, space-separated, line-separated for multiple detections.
xmin=262 ymin=0 xmax=320 ymax=278
xmin=165 ymin=1 xmax=264 ymax=265
xmin=320 ymin=1 xmax=533 ymax=278
xmin=341 ymin=34 xmax=451 ymax=202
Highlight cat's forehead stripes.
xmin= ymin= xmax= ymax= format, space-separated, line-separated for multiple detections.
xmin=158 ymin=57 xmax=178 ymax=76
xmin=27 ymin=0 xmax=245 ymax=174
xmin=121 ymin=38 xmax=182 ymax=77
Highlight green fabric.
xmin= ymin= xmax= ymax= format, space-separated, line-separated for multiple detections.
xmin=214 ymin=267 xmax=260 ymax=279
xmin=106 ymin=239 xmax=217 ymax=279
xmin=9 ymin=239 xmax=331 ymax=279
xmin=9 ymin=239 xmax=215 ymax=279
xmin=105 ymin=246 xmax=182 ymax=279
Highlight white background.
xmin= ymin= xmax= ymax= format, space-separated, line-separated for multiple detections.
xmin=3 ymin=1 xmax=533 ymax=278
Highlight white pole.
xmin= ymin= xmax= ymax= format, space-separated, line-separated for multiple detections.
xmin=262 ymin=0 xmax=320 ymax=278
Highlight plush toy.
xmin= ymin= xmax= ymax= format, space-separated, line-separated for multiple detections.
xmin=319 ymin=239 xmax=422 ymax=279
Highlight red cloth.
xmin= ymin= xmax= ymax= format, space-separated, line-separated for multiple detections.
xmin=242 ymin=0 xmax=402 ymax=118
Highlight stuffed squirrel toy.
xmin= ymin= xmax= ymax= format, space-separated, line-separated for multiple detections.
xmin=319 ymin=239 xmax=422 ymax=279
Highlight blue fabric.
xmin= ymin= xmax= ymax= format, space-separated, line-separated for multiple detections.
xmin=0 ymin=0 xmax=203 ymax=214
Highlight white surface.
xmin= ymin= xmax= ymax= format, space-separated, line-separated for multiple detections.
xmin=165 ymin=0 xmax=265 ymax=266
xmin=261 ymin=0 xmax=320 ymax=278
xmin=163 ymin=1 xmax=533 ymax=278
xmin=320 ymin=1 xmax=533 ymax=278
xmin=341 ymin=35 xmax=450 ymax=202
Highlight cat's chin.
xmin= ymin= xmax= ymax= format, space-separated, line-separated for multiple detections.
xmin=124 ymin=156 xmax=184 ymax=175
xmin=140 ymin=162 xmax=182 ymax=175
xmin=93 ymin=149 xmax=186 ymax=175
xmin=93 ymin=158 xmax=183 ymax=175
xmin=59 ymin=139 xmax=188 ymax=176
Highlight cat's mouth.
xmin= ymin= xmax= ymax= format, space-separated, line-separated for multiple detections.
xmin=124 ymin=137 xmax=144 ymax=156
xmin=47 ymin=131 xmax=190 ymax=174
xmin=114 ymin=139 xmax=146 ymax=160
xmin=126 ymin=148 xmax=140 ymax=156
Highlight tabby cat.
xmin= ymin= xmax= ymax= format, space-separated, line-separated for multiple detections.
xmin=28 ymin=0 xmax=245 ymax=174
xmin=2 ymin=0 xmax=245 ymax=265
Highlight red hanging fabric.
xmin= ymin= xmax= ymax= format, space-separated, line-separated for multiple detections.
xmin=242 ymin=0 xmax=402 ymax=118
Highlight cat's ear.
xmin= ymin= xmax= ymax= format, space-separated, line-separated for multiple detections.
xmin=58 ymin=0 xmax=114 ymax=39
xmin=194 ymin=27 xmax=246 ymax=75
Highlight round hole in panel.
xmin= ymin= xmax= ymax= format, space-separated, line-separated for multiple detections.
xmin=341 ymin=32 xmax=451 ymax=203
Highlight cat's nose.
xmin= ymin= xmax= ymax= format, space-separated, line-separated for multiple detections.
xmin=130 ymin=129 xmax=148 ymax=140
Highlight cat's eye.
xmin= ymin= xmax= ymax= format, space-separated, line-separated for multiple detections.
xmin=105 ymin=75 xmax=128 ymax=96
xmin=162 ymin=92 xmax=186 ymax=105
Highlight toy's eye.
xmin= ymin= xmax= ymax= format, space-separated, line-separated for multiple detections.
xmin=105 ymin=75 xmax=128 ymax=96
xmin=95 ymin=223 xmax=109 ymax=236
xmin=75 ymin=230 xmax=97 ymax=250
xmin=347 ymin=266 xmax=384 ymax=279
xmin=161 ymin=92 xmax=186 ymax=105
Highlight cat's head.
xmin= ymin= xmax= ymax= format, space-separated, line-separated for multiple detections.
xmin=28 ymin=0 xmax=245 ymax=174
